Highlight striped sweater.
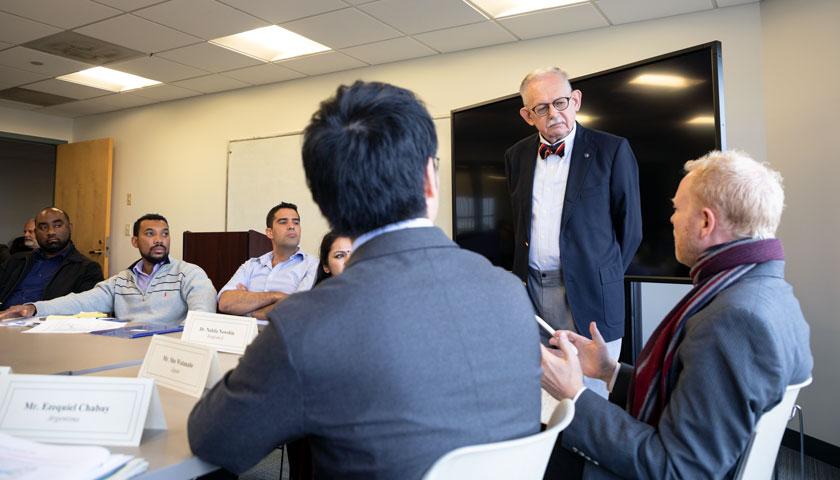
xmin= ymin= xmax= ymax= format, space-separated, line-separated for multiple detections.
xmin=33 ymin=257 xmax=217 ymax=324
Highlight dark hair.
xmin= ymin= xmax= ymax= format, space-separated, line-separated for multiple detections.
xmin=302 ymin=81 xmax=437 ymax=237
xmin=266 ymin=202 xmax=299 ymax=228
xmin=315 ymin=231 xmax=341 ymax=286
xmin=133 ymin=213 xmax=168 ymax=237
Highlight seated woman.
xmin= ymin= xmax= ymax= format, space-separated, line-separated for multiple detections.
xmin=314 ymin=231 xmax=353 ymax=285
xmin=288 ymin=231 xmax=352 ymax=479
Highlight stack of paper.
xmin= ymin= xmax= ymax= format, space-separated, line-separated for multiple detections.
xmin=22 ymin=313 xmax=124 ymax=334
xmin=0 ymin=432 xmax=147 ymax=479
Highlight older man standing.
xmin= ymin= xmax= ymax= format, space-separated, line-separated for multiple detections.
xmin=541 ymin=150 xmax=812 ymax=479
xmin=505 ymin=67 xmax=642 ymax=396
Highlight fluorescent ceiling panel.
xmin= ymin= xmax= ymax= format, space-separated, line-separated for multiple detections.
xmin=468 ymin=0 xmax=588 ymax=18
xmin=58 ymin=66 xmax=160 ymax=92
xmin=211 ymin=26 xmax=330 ymax=62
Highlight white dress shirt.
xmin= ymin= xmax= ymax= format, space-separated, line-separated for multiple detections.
xmin=529 ymin=123 xmax=577 ymax=271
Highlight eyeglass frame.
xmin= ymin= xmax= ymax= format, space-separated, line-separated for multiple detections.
xmin=528 ymin=96 xmax=574 ymax=117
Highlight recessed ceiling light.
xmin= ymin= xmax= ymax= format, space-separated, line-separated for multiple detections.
xmin=629 ymin=74 xmax=692 ymax=88
xmin=467 ymin=0 xmax=588 ymax=18
xmin=211 ymin=26 xmax=330 ymax=62
xmin=686 ymin=115 xmax=715 ymax=125
xmin=57 ymin=67 xmax=160 ymax=92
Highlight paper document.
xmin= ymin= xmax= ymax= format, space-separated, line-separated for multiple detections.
xmin=0 ymin=432 xmax=145 ymax=480
xmin=23 ymin=318 xmax=124 ymax=334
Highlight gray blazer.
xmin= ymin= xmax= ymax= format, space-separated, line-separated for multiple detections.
xmin=188 ymin=226 xmax=543 ymax=478
xmin=560 ymin=260 xmax=813 ymax=479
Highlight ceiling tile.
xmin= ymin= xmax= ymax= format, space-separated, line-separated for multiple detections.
xmin=414 ymin=21 xmax=515 ymax=53
xmin=38 ymin=98 xmax=120 ymax=117
xmin=0 ymin=0 xmax=122 ymax=30
xmin=156 ymin=42 xmax=263 ymax=73
xmin=359 ymin=0 xmax=487 ymax=35
xmin=75 ymin=14 xmax=202 ymax=53
xmin=171 ymin=73 xmax=251 ymax=93
xmin=220 ymin=63 xmax=305 ymax=85
xmin=134 ymin=0 xmax=269 ymax=40
xmin=108 ymin=55 xmax=207 ymax=82
xmin=0 ymin=11 xmax=62 ymax=45
xmin=25 ymin=78 xmax=112 ymax=99
xmin=716 ymin=0 xmax=758 ymax=6
xmin=281 ymin=9 xmax=402 ymax=49
xmin=0 ymin=65 xmax=50 ymax=87
xmin=595 ymin=0 xmax=713 ymax=25
xmin=499 ymin=3 xmax=608 ymax=40
xmin=276 ymin=51 xmax=367 ymax=76
xmin=216 ymin=0 xmax=348 ymax=24
xmin=94 ymin=91 xmax=160 ymax=108
xmin=93 ymin=0 xmax=167 ymax=12
xmin=341 ymin=37 xmax=436 ymax=65
xmin=0 ymin=47 xmax=95 ymax=76
xmin=0 ymin=98 xmax=41 ymax=111
xmin=130 ymin=83 xmax=202 ymax=101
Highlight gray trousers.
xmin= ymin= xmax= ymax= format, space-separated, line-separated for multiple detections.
xmin=527 ymin=267 xmax=621 ymax=399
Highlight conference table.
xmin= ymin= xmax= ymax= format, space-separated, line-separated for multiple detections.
xmin=0 ymin=323 xmax=245 ymax=479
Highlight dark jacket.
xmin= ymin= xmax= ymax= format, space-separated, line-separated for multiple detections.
xmin=0 ymin=245 xmax=104 ymax=309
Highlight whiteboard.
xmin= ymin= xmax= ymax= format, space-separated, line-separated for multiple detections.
xmin=226 ymin=133 xmax=331 ymax=259
xmin=226 ymin=117 xmax=453 ymax=260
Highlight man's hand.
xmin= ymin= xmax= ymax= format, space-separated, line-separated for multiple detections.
xmin=251 ymin=301 xmax=279 ymax=320
xmin=0 ymin=304 xmax=36 ymax=320
xmin=541 ymin=332 xmax=584 ymax=400
xmin=550 ymin=322 xmax=617 ymax=384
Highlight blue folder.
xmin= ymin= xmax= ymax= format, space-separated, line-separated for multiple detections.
xmin=89 ymin=323 xmax=183 ymax=338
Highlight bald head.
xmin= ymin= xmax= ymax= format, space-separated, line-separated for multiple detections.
xmin=35 ymin=207 xmax=73 ymax=256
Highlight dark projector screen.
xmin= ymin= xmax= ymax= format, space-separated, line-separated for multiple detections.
xmin=450 ymin=42 xmax=724 ymax=278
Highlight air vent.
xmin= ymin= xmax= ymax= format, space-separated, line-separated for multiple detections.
xmin=22 ymin=31 xmax=145 ymax=66
xmin=0 ymin=87 xmax=77 ymax=106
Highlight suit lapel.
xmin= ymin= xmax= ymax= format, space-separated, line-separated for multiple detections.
xmin=520 ymin=135 xmax=540 ymax=239
xmin=561 ymin=124 xmax=596 ymax=229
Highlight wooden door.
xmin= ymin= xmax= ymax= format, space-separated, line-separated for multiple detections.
xmin=55 ymin=138 xmax=113 ymax=275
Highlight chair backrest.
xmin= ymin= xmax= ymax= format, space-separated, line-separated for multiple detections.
xmin=733 ymin=377 xmax=812 ymax=480
xmin=421 ymin=398 xmax=575 ymax=480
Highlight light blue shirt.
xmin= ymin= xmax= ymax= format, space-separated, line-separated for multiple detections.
xmin=353 ymin=218 xmax=435 ymax=250
xmin=217 ymin=249 xmax=318 ymax=302
xmin=132 ymin=259 xmax=165 ymax=293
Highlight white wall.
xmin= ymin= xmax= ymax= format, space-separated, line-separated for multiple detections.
xmin=0 ymin=107 xmax=73 ymax=142
xmin=760 ymin=0 xmax=839 ymax=448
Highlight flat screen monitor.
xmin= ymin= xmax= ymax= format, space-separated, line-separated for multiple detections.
xmin=450 ymin=42 xmax=724 ymax=278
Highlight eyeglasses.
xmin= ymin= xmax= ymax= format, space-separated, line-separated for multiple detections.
xmin=529 ymin=96 xmax=572 ymax=117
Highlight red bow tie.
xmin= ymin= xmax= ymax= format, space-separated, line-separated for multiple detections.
xmin=539 ymin=141 xmax=565 ymax=159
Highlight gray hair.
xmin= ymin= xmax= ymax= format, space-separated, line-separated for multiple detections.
xmin=519 ymin=67 xmax=572 ymax=104
xmin=684 ymin=150 xmax=785 ymax=239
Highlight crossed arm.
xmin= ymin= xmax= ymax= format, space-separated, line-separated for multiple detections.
xmin=217 ymin=284 xmax=288 ymax=319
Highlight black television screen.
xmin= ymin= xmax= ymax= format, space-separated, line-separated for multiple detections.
xmin=451 ymin=42 xmax=724 ymax=278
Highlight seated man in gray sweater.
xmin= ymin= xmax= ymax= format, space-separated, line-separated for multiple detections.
xmin=0 ymin=213 xmax=217 ymax=324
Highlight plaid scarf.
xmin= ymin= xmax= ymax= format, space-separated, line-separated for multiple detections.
xmin=628 ymin=238 xmax=785 ymax=425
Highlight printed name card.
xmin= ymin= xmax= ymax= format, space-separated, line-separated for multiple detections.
xmin=181 ymin=311 xmax=258 ymax=355
xmin=0 ymin=375 xmax=166 ymax=446
xmin=138 ymin=335 xmax=222 ymax=398
xmin=0 ymin=367 xmax=11 ymax=375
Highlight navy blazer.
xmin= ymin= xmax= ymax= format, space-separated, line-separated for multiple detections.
xmin=505 ymin=124 xmax=642 ymax=341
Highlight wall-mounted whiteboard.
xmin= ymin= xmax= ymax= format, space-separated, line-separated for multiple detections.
xmin=226 ymin=133 xmax=331 ymax=258
xmin=226 ymin=118 xmax=453 ymax=260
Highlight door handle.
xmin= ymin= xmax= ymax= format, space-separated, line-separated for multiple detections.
xmin=89 ymin=250 xmax=103 ymax=255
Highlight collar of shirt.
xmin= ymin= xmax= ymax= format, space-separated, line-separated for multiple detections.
xmin=353 ymin=218 xmax=434 ymax=250
xmin=258 ymin=248 xmax=304 ymax=268
xmin=132 ymin=258 xmax=164 ymax=280
xmin=33 ymin=242 xmax=74 ymax=261
xmin=539 ymin=122 xmax=577 ymax=159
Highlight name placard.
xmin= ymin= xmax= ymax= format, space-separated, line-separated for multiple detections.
xmin=181 ymin=311 xmax=258 ymax=355
xmin=0 ymin=375 xmax=166 ymax=446
xmin=0 ymin=367 xmax=11 ymax=375
xmin=138 ymin=335 xmax=222 ymax=398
